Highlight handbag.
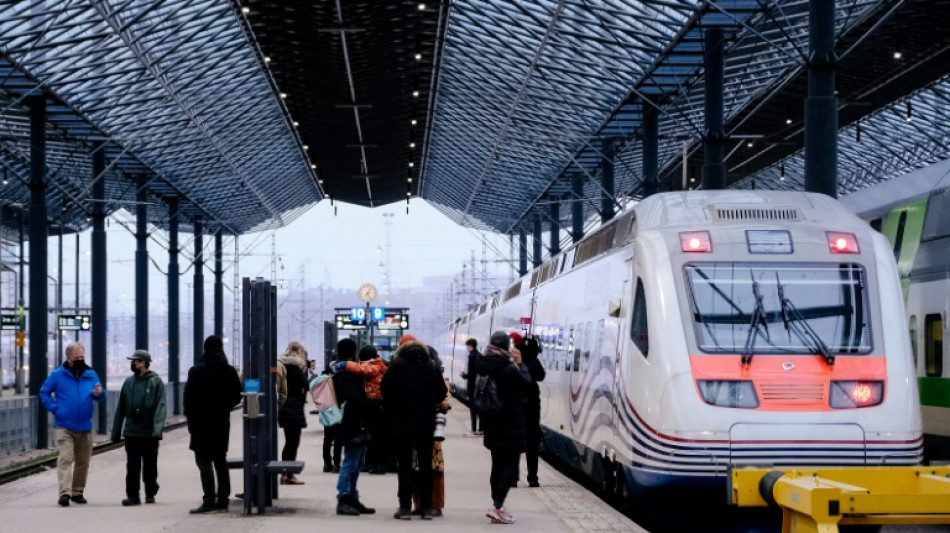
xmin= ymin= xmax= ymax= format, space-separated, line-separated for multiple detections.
xmin=318 ymin=404 xmax=343 ymax=427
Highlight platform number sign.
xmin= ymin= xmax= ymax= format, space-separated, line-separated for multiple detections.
xmin=349 ymin=307 xmax=385 ymax=323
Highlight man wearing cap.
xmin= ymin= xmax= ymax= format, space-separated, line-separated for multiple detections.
xmin=112 ymin=349 xmax=167 ymax=506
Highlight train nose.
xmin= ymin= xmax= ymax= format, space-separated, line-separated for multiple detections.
xmin=729 ymin=423 xmax=867 ymax=466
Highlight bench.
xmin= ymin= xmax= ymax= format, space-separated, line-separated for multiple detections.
xmin=227 ymin=458 xmax=305 ymax=474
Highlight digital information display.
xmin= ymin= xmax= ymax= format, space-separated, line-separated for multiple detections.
xmin=335 ymin=308 xmax=409 ymax=330
xmin=0 ymin=315 xmax=22 ymax=331
xmin=57 ymin=314 xmax=91 ymax=331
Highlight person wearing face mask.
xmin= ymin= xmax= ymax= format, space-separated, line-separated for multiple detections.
xmin=111 ymin=349 xmax=167 ymax=506
xmin=39 ymin=342 xmax=107 ymax=507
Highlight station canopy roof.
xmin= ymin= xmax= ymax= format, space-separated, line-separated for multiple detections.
xmin=0 ymin=0 xmax=947 ymax=239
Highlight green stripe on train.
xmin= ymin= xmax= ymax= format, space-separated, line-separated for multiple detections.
xmin=918 ymin=377 xmax=950 ymax=407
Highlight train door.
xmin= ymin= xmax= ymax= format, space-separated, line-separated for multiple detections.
xmin=610 ymin=277 xmax=631 ymax=435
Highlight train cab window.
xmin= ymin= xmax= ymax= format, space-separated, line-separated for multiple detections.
xmin=685 ymin=262 xmax=871 ymax=355
xmin=630 ymin=278 xmax=649 ymax=357
xmin=925 ymin=313 xmax=943 ymax=377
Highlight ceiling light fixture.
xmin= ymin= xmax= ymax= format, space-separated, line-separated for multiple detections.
xmin=264 ymin=56 xmax=271 ymax=63
xmin=906 ymin=101 xmax=912 ymax=122
xmin=409 ymin=142 xmax=416 ymax=148
xmin=280 ymin=92 xmax=287 ymax=99
xmin=242 ymin=6 xmax=250 ymax=14
xmin=418 ymin=3 xmax=426 ymax=10
xmin=893 ymin=50 xmax=902 ymax=60
xmin=411 ymin=119 xmax=417 ymax=126
xmin=855 ymin=122 xmax=861 ymax=142
xmin=412 ymin=90 xmax=420 ymax=98
xmin=785 ymin=118 xmax=792 ymax=125
xmin=780 ymin=160 xmax=786 ymax=180
xmin=415 ymin=53 xmax=422 ymax=61
xmin=293 ymin=121 xmax=299 ymax=127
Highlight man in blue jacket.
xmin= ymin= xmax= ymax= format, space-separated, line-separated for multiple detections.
xmin=39 ymin=342 xmax=107 ymax=507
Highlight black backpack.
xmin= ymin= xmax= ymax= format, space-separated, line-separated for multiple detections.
xmin=473 ymin=373 xmax=503 ymax=416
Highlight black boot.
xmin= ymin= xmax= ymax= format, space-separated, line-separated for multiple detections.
xmin=352 ymin=498 xmax=376 ymax=515
xmin=336 ymin=495 xmax=360 ymax=516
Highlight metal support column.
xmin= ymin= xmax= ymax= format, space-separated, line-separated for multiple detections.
xmin=601 ymin=138 xmax=617 ymax=222
xmin=703 ymin=28 xmax=726 ymax=191
xmin=642 ymin=100 xmax=659 ymax=197
xmin=805 ymin=0 xmax=838 ymax=197
xmin=532 ymin=217 xmax=542 ymax=268
xmin=91 ymin=140 xmax=108 ymax=434
xmin=214 ymin=231 xmax=224 ymax=338
xmin=135 ymin=174 xmax=148 ymax=349
xmin=16 ymin=214 xmax=24 ymax=394
xmin=168 ymin=198 xmax=181 ymax=414
xmin=518 ymin=229 xmax=528 ymax=277
xmin=56 ymin=227 xmax=63 ymax=367
xmin=549 ymin=201 xmax=560 ymax=256
xmin=28 ymin=94 xmax=50 ymax=447
xmin=193 ymin=218 xmax=204 ymax=366
xmin=571 ymin=174 xmax=584 ymax=243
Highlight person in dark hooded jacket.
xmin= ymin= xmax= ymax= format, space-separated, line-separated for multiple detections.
xmin=509 ymin=331 xmax=546 ymax=488
xmin=380 ymin=337 xmax=447 ymax=520
xmin=183 ymin=335 xmax=242 ymax=514
xmin=475 ymin=331 xmax=531 ymax=524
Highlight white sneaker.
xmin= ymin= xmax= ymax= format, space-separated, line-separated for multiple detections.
xmin=487 ymin=507 xmax=515 ymax=524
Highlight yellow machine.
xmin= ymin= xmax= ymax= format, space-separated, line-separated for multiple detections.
xmin=731 ymin=466 xmax=950 ymax=532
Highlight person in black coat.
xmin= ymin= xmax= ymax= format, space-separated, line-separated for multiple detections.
xmin=183 ymin=335 xmax=242 ymax=514
xmin=509 ymin=332 xmax=546 ymax=487
xmin=276 ymin=341 xmax=309 ymax=485
xmin=380 ymin=338 xmax=447 ymax=520
xmin=475 ymin=331 xmax=531 ymax=524
xmin=460 ymin=338 xmax=482 ymax=435
xmin=332 ymin=338 xmax=375 ymax=516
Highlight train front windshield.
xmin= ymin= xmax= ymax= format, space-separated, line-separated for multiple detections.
xmin=685 ymin=262 xmax=871 ymax=355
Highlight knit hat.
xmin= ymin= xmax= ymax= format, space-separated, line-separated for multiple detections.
xmin=127 ymin=349 xmax=152 ymax=363
xmin=489 ymin=330 xmax=511 ymax=349
xmin=359 ymin=345 xmax=379 ymax=361
xmin=203 ymin=335 xmax=223 ymax=353
xmin=508 ymin=331 xmax=524 ymax=347
xmin=398 ymin=334 xmax=417 ymax=346
xmin=337 ymin=338 xmax=358 ymax=361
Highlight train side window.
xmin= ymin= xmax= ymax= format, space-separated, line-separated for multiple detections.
xmin=630 ymin=278 xmax=649 ymax=357
xmin=925 ymin=313 xmax=943 ymax=377
xmin=909 ymin=315 xmax=919 ymax=372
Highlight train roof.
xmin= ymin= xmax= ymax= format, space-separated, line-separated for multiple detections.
xmin=634 ymin=190 xmax=866 ymax=232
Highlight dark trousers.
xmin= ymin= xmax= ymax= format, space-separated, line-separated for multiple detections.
xmin=470 ymin=407 xmax=481 ymax=433
xmin=281 ymin=426 xmax=302 ymax=461
xmin=525 ymin=409 xmax=542 ymax=483
xmin=125 ymin=436 xmax=160 ymax=499
xmin=194 ymin=451 xmax=230 ymax=504
xmin=323 ymin=425 xmax=342 ymax=468
xmin=394 ymin=433 xmax=434 ymax=511
xmin=490 ymin=449 xmax=520 ymax=509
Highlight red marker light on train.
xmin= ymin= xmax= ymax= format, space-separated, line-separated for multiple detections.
xmin=826 ymin=232 xmax=859 ymax=254
xmin=680 ymin=231 xmax=712 ymax=253
xmin=830 ymin=380 xmax=883 ymax=408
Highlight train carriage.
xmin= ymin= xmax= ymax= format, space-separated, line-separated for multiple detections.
xmin=445 ymin=190 xmax=923 ymax=504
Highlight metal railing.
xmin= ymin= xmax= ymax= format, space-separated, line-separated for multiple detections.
xmin=0 ymin=382 xmax=182 ymax=455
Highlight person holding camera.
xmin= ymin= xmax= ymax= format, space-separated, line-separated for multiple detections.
xmin=475 ymin=331 xmax=532 ymax=524
xmin=111 ymin=349 xmax=167 ymax=506
xmin=509 ymin=332 xmax=546 ymax=488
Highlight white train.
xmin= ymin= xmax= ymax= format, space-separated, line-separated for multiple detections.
xmin=442 ymin=190 xmax=922 ymax=504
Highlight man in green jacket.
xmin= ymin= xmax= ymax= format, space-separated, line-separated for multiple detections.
xmin=112 ymin=349 xmax=167 ymax=506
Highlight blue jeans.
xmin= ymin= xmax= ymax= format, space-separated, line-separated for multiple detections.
xmin=336 ymin=444 xmax=366 ymax=499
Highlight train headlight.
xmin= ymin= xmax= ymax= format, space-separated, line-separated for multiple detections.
xmin=696 ymin=380 xmax=759 ymax=408
xmin=829 ymin=381 xmax=883 ymax=408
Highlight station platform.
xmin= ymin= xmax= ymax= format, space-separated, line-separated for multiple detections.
xmin=0 ymin=399 xmax=642 ymax=533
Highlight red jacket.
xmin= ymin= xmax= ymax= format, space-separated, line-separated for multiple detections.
xmin=344 ymin=358 xmax=387 ymax=400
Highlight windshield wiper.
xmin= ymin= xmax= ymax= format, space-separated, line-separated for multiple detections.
xmin=741 ymin=275 xmax=769 ymax=366
xmin=775 ymin=273 xmax=835 ymax=366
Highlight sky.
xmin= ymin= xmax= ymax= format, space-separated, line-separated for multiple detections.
xmin=241 ymin=198 xmax=513 ymax=293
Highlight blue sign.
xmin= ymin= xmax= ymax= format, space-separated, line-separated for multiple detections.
xmin=349 ymin=306 xmax=386 ymax=323
xmin=244 ymin=378 xmax=261 ymax=393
